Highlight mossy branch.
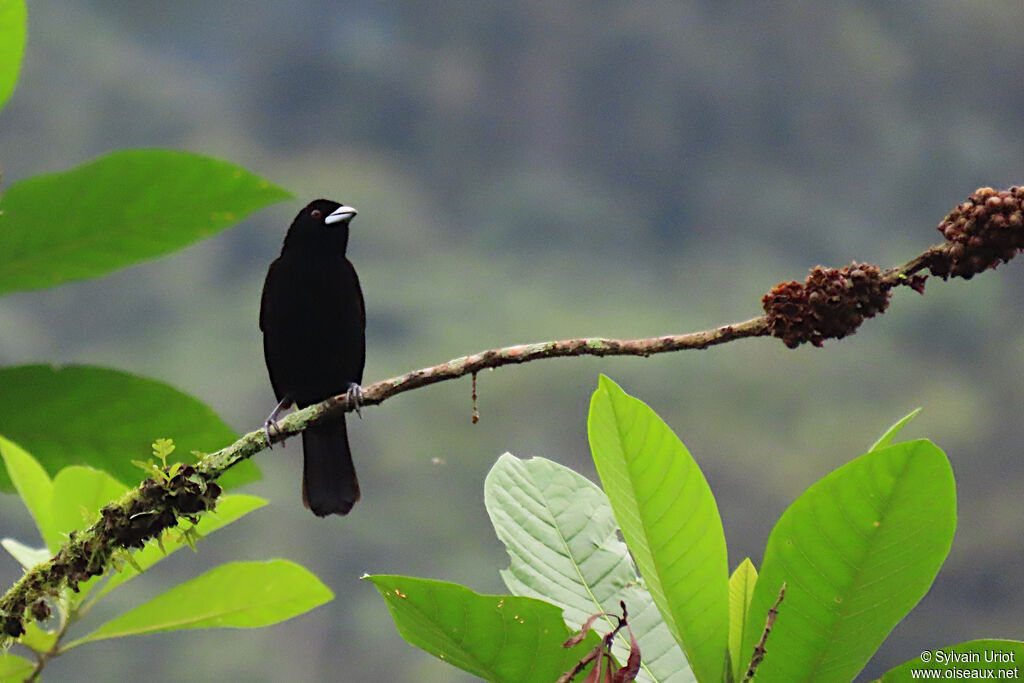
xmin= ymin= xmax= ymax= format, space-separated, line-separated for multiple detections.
xmin=1 ymin=185 xmax=1021 ymax=645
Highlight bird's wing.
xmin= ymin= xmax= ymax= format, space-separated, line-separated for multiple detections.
xmin=259 ymin=258 xmax=280 ymax=332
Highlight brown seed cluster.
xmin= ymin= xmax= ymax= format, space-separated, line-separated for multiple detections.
xmin=931 ymin=186 xmax=1024 ymax=279
xmin=763 ymin=262 xmax=891 ymax=348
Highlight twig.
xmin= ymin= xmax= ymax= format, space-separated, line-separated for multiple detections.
xmin=742 ymin=583 xmax=787 ymax=682
xmin=471 ymin=371 xmax=479 ymax=424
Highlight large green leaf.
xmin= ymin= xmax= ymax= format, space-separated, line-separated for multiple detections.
xmin=876 ymin=640 xmax=1023 ymax=681
xmin=742 ymin=440 xmax=956 ymax=682
xmin=0 ymin=364 xmax=257 ymax=491
xmin=67 ymin=560 xmax=331 ymax=647
xmin=0 ymin=0 xmax=26 ymax=112
xmin=85 ymin=493 xmax=266 ymax=603
xmin=367 ymin=574 xmax=596 ymax=683
xmin=728 ymin=558 xmax=757 ymax=681
xmin=0 ymin=434 xmax=54 ymax=544
xmin=484 ymin=453 xmax=692 ymax=683
xmin=587 ymin=375 xmax=728 ymax=683
xmin=0 ymin=148 xmax=291 ymax=295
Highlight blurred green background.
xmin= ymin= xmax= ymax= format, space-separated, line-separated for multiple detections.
xmin=1 ymin=2 xmax=1022 ymax=681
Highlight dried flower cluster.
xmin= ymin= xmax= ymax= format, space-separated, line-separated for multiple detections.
xmin=931 ymin=186 xmax=1024 ymax=279
xmin=763 ymin=263 xmax=891 ymax=348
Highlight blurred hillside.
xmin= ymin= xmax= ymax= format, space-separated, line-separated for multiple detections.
xmin=1 ymin=2 xmax=1022 ymax=681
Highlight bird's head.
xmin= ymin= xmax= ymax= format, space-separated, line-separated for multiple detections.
xmin=282 ymin=199 xmax=358 ymax=251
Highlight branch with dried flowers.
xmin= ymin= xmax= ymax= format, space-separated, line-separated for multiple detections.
xmin=1 ymin=185 xmax=1021 ymax=645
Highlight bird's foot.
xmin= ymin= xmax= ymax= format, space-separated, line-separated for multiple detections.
xmin=346 ymin=382 xmax=364 ymax=418
xmin=263 ymin=395 xmax=293 ymax=449
xmin=263 ymin=418 xmax=284 ymax=449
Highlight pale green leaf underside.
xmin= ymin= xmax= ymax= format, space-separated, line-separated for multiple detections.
xmin=1 ymin=537 xmax=49 ymax=570
xmin=485 ymin=453 xmax=692 ymax=683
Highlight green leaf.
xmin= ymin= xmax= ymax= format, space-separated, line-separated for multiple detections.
xmin=587 ymin=375 xmax=728 ymax=683
xmin=876 ymin=640 xmax=1023 ymax=681
xmin=367 ymin=574 xmax=596 ymax=683
xmin=742 ymin=440 xmax=956 ymax=682
xmin=484 ymin=453 xmax=692 ymax=683
xmin=0 ymin=364 xmax=257 ymax=492
xmin=1 ymin=537 xmax=50 ymax=569
xmin=728 ymin=558 xmax=757 ymax=681
xmin=16 ymin=622 xmax=59 ymax=655
xmin=868 ymin=408 xmax=922 ymax=452
xmin=67 ymin=560 xmax=331 ymax=647
xmin=0 ymin=434 xmax=54 ymax=544
xmin=0 ymin=654 xmax=33 ymax=682
xmin=87 ymin=494 xmax=266 ymax=602
xmin=0 ymin=0 xmax=26 ymax=112
xmin=0 ymin=148 xmax=291 ymax=295
xmin=151 ymin=438 xmax=176 ymax=466
xmin=16 ymin=622 xmax=58 ymax=655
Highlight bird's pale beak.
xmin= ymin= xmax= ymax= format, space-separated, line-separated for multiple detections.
xmin=324 ymin=205 xmax=358 ymax=225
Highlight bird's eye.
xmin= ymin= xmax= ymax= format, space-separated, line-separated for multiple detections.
xmin=311 ymin=209 xmax=323 ymax=219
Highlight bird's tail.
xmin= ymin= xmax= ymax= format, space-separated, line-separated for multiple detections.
xmin=302 ymin=413 xmax=360 ymax=516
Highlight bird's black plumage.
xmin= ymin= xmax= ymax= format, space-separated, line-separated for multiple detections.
xmin=260 ymin=199 xmax=366 ymax=516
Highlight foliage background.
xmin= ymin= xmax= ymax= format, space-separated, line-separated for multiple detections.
xmin=0 ymin=2 xmax=1022 ymax=681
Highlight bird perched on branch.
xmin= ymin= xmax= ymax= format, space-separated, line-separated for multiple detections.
xmin=260 ymin=199 xmax=366 ymax=516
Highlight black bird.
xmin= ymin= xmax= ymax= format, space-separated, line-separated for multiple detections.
xmin=260 ymin=199 xmax=366 ymax=516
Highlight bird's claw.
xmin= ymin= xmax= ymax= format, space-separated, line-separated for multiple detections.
xmin=347 ymin=382 xmax=364 ymax=418
xmin=263 ymin=419 xmax=282 ymax=449
xmin=263 ymin=395 xmax=293 ymax=449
